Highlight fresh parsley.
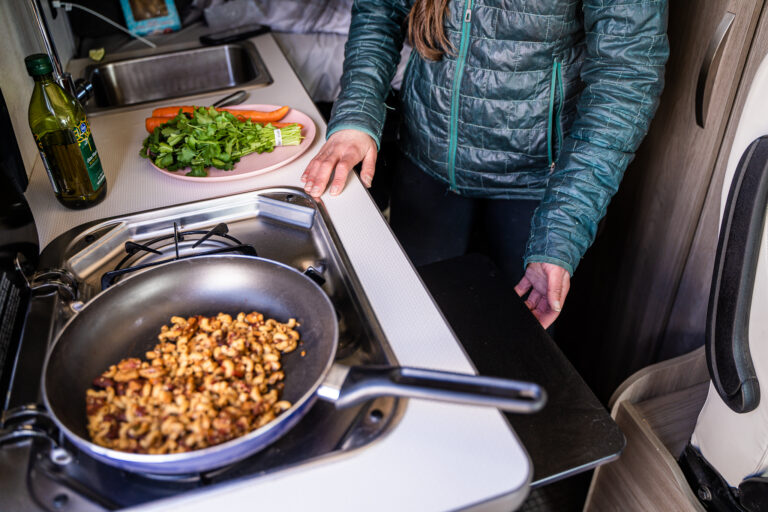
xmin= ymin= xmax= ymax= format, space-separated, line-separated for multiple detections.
xmin=140 ymin=107 xmax=302 ymax=177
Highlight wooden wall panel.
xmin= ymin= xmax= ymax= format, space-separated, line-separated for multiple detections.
xmin=584 ymin=402 xmax=705 ymax=512
xmin=661 ymin=2 xmax=768 ymax=361
xmin=558 ymin=0 xmax=764 ymax=400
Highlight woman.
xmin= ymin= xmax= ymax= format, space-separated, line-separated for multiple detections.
xmin=302 ymin=0 xmax=669 ymax=328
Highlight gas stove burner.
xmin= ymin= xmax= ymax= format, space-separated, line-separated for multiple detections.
xmin=5 ymin=188 xmax=402 ymax=512
xmin=101 ymin=222 xmax=258 ymax=289
xmin=115 ymin=222 xmax=244 ymax=268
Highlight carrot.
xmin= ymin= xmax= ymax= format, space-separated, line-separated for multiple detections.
xmin=145 ymin=117 xmax=173 ymax=133
xmin=223 ymin=106 xmax=290 ymax=123
xmin=145 ymin=117 xmax=301 ymax=134
xmin=151 ymin=106 xmax=196 ymax=118
xmin=150 ymin=105 xmax=291 ymax=123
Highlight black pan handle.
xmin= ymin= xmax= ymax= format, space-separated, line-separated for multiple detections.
xmin=317 ymin=364 xmax=546 ymax=413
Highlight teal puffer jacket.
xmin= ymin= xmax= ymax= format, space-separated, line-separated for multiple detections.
xmin=327 ymin=0 xmax=669 ymax=275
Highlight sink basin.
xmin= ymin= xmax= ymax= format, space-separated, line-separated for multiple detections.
xmin=84 ymin=42 xmax=272 ymax=110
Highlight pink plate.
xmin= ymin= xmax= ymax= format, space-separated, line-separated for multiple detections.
xmin=146 ymin=104 xmax=316 ymax=182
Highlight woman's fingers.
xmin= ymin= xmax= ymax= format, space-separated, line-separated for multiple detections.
xmin=514 ymin=275 xmax=532 ymax=297
xmin=302 ymin=129 xmax=377 ymax=198
xmin=303 ymin=151 xmax=340 ymax=197
xmin=299 ymin=166 xmax=310 ymax=182
xmin=300 ymin=148 xmax=327 ymax=183
xmin=545 ymin=266 xmax=566 ymax=312
xmin=525 ymin=290 xmax=542 ymax=311
xmin=359 ymin=149 xmax=377 ymax=189
xmin=329 ymin=152 xmax=362 ymax=196
xmin=518 ymin=262 xmax=571 ymax=329
xmin=532 ymin=304 xmax=558 ymax=329
xmin=560 ymin=271 xmax=571 ymax=304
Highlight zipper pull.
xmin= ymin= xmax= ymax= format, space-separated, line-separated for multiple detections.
xmin=465 ymin=8 xmax=472 ymax=22
xmin=550 ymin=161 xmax=556 ymax=172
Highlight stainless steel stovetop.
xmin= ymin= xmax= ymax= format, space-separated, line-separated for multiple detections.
xmin=0 ymin=187 xmax=404 ymax=511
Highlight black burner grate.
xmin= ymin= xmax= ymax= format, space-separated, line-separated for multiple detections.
xmin=101 ymin=222 xmax=257 ymax=289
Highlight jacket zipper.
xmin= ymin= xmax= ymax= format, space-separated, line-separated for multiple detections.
xmin=547 ymin=59 xmax=564 ymax=171
xmin=556 ymin=59 xmax=564 ymax=161
xmin=447 ymin=0 xmax=473 ymax=191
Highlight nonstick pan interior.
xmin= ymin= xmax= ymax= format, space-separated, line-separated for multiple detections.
xmin=44 ymin=256 xmax=337 ymax=446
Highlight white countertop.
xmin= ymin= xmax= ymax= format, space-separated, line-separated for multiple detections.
xmin=24 ymin=34 xmax=531 ymax=511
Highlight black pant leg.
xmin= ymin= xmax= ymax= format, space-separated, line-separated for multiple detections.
xmin=482 ymin=198 xmax=540 ymax=284
xmin=389 ymin=154 xmax=475 ymax=267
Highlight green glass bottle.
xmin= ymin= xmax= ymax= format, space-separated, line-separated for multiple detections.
xmin=25 ymin=54 xmax=106 ymax=209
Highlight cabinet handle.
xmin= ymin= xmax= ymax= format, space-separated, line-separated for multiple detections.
xmin=696 ymin=11 xmax=736 ymax=128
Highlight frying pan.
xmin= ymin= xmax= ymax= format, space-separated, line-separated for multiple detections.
xmin=42 ymin=256 xmax=545 ymax=474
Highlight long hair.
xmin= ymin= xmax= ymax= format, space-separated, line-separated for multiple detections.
xmin=407 ymin=0 xmax=453 ymax=61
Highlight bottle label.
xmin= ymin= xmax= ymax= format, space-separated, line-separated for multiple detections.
xmin=36 ymin=149 xmax=59 ymax=194
xmin=71 ymin=118 xmax=105 ymax=192
xmin=33 ymin=133 xmax=59 ymax=194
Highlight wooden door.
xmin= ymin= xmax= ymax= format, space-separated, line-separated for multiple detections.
xmin=558 ymin=0 xmax=764 ymax=400
xmin=662 ymin=3 xmax=768 ymax=361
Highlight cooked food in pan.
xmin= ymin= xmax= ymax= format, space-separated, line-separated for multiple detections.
xmin=85 ymin=312 xmax=300 ymax=454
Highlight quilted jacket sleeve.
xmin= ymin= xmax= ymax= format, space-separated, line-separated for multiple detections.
xmin=325 ymin=0 xmax=411 ymax=148
xmin=524 ymin=0 xmax=669 ymax=275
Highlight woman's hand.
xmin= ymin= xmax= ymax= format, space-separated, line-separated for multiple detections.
xmin=301 ymin=129 xmax=378 ymax=198
xmin=514 ymin=262 xmax=570 ymax=329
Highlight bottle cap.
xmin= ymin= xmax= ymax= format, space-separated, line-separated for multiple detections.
xmin=25 ymin=54 xmax=53 ymax=76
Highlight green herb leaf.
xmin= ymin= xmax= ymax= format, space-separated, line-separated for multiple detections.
xmin=186 ymin=166 xmax=207 ymax=177
xmin=140 ymin=106 xmax=294 ymax=174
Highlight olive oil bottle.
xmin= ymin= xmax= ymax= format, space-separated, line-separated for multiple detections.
xmin=25 ymin=54 xmax=106 ymax=209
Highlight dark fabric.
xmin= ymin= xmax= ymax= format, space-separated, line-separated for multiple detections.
xmin=739 ymin=477 xmax=768 ymax=512
xmin=679 ymin=444 xmax=748 ymax=512
xmin=327 ymin=0 xmax=669 ymax=275
xmin=390 ymin=152 xmax=537 ymax=284
xmin=0 ymin=88 xmax=27 ymax=193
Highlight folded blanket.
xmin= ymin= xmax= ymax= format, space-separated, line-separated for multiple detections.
xmin=253 ymin=0 xmax=354 ymax=34
xmin=275 ymin=32 xmax=412 ymax=102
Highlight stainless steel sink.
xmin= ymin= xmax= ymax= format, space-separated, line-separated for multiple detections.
xmin=84 ymin=42 xmax=272 ymax=110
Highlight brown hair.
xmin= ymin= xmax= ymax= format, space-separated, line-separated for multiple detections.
xmin=407 ymin=0 xmax=453 ymax=61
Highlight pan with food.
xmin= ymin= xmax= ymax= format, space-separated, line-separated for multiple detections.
xmin=85 ymin=312 xmax=300 ymax=455
xmin=42 ymin=255 xmax=545 ymax=474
